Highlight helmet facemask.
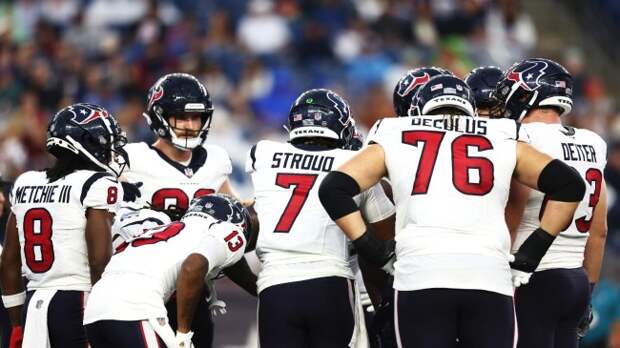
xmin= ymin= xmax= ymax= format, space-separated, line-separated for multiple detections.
xmin=148 ymin=104 xmax=213 ymax=150
xmin=143 ymin=73 xmax=215 ymax=151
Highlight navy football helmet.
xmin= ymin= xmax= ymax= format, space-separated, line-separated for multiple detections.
xmin=393 ymin=67 xmax=454 ymax=117
xmin=465 ymin=66 xmax=503 ymax=116
xmin=287 ymin=88 xmax=353 ymax=148
xmin=495 ymin=58 xmax=573 ymax=121
xmin=184 ymin=194 xmax=252 ymax=243
xmin=143 ymin=73 xmax=214 ymax=150
xmin=409 ymin=75 xmax=476 ymax=117
xmin=46 ymin=103 xmax=128 ymax=176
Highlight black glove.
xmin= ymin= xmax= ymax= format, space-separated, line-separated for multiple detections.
xmin=577 ymin=304 xmax=593 ymax=339
xmin=353 ymin=230 xmax=396 ymax=270
xmin=372 ymin=280 xmax=397 ymax=348
xmin=121 ymin=181 xmax=143 ymax=202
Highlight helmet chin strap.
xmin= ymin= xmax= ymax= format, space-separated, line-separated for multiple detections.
xmin=65 ymin=135 xmax=125 ymax=177
xmin=169 ymin=132 xmax=202 ymax=150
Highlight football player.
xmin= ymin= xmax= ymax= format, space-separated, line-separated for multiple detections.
xmin=319 ymin=75 xmax=586 ymax=348
xmin=0 ymin=103 xmax=126 ymax=347
xmin=84 ymin=194 xmax=252 ymax=348
xmin=247 ymin=89 xmax=395 ymax=347
xmin=124 ymin=72 xmax=234 ymax=216
xmin=498 ymin=58 xmax=607 ymax=348
xmin=121 ymin=72 xmax=256 ymax=347
xmin=464 ymin=66 xmax=503 ymax=118
xmin=392 ymin=66 xmax=454 ymax=117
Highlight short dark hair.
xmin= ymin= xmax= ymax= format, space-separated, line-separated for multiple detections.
xmin=291 ymin=137 xmax=340 ymax=150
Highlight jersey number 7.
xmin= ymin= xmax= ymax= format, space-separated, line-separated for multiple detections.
xmin=274 ymin=173 xmax=318 ymax=233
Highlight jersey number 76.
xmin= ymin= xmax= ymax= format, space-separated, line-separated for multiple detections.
xmin=402 ymin=131 xmax=494 ymax=195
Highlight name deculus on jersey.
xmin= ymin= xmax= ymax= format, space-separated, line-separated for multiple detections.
xmin=410 ymin=116 xmax=488 ymax=136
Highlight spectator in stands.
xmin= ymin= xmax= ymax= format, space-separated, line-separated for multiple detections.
xmin=485 ymin=0 xmax=537 ymax=67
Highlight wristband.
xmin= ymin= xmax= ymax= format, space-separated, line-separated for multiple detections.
xmin=353 ymin=230 xmax=395 ymax=268
xmin=510 ymin=228 xmax=555 ymax=272
xmin=2 ymin=291 xmax=26 ymax=308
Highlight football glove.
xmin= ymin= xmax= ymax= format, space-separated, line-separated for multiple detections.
xmin=353 ymin=230 xmax=396 ymax=271
xmin=577 ymin=304 xmax=594 ymax=338
xmin=9 ymin=326 xmax=23 ymax=348
xmin=120 ymin=181 xmax=143 ymax=202
xmin=508 ymin=253 xmax=532 ymax=288
xmin=372 ymin=292 xmax=397 ymax=348
xmin=381 ymin=253 xmax=396 ymax=275
xmin=176 ymin=331 xmax=194 ymax=348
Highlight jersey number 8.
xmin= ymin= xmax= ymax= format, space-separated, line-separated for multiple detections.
xmin=23 ymin=208 xmax=55 ymax=273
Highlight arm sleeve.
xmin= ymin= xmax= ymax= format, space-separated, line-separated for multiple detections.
xmin=357 ymin=183 xmax=395 ymax=223
xmin=82 ymin=174 xmax=124 ymax=211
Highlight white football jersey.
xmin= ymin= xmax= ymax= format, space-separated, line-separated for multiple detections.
xmin=246 ymin=140 xmax=395 ymax=293
xmin=122 ymin=142 xmax=232 ymax=211
xmin=368 ymin=115 xmax=529 ymax=296
xmin=512 ymin=123 xmax=607 ymax=271
xmin=84 ymin=214 xmax=246 ymax=323
xmin=9 ymin=170 xmax=122 ymax=291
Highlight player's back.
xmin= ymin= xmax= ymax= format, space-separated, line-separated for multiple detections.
xmin=248 ymin=140 xmax=365 ymax=292
xmin=85 ymin=215 xmax=244 ymax=322
xmin=122 ymin=142 xmax=231 ymax=211
xmin=10 ymin=170 xmax=121 ymax=291
xmin=368 ymin=115 xmax=526 ymax=295
xmin=513 ymin=123 xmax=607 ymax=270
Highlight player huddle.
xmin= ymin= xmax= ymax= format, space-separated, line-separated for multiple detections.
xmin=0 ymin=57 xmax=606 ymax=348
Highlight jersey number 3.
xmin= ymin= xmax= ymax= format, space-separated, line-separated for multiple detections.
xmin=402 ymin=131 xmax=494 ymax=195
xmin=575 ymin=168 xmax=603 ymax=232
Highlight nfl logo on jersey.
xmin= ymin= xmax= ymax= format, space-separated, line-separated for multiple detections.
xmin=184 ymin=168 xmax=194 ymax=177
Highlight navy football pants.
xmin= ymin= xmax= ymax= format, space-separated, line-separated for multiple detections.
xmin=23 ymin=290 xmax=87 ymax=348
xmin=395 ymin=288 xmax=515 ymax=348
xmin=259 ymin=277 xmax=355 ymax=348
xmin=86 ymin=320 xmax=166 ymax=347
xmin=515 ymin=267 xmax=590 ymax=348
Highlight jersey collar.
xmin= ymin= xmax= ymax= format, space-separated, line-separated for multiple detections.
xmin=148 ymin=144 xmax=208 ymax=178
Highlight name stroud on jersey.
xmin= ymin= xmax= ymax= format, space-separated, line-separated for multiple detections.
xmin=271 ymin=152 xmax=335 ymax=172
xmin=411 ymin=116 xmax=488 ymax=136
xmin=561 ymin=143 xmax=598 ymax=163
xmin=13 ymin=185 xmax=72 ymax=204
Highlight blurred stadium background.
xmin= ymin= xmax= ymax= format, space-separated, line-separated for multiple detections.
xmin=0 ymin=0 xmax=619 ymax=347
